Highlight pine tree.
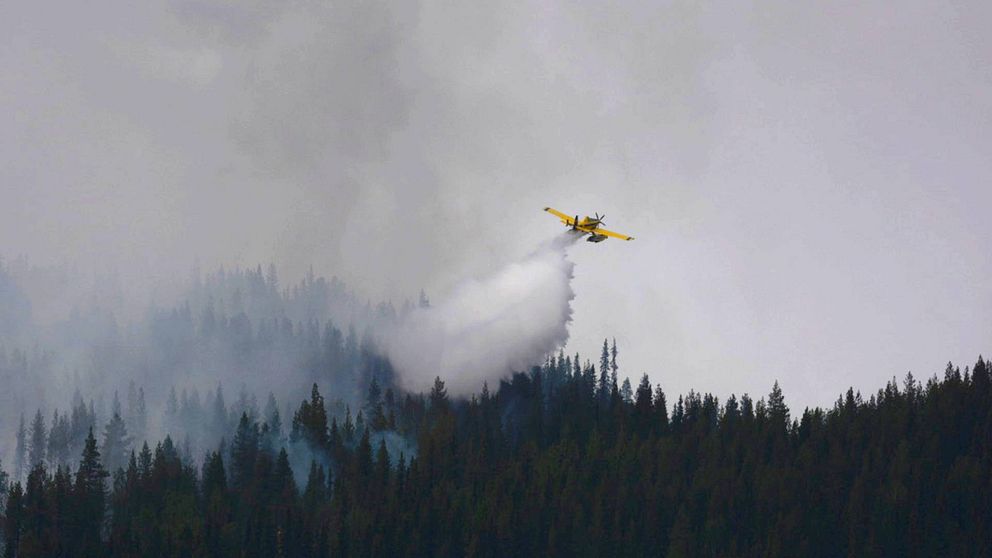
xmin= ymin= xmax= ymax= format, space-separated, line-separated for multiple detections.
xmin=973 ymin=356 xmax=990 ymax=394
xmin=202 ymin=450 xmax=229 ymax=558
xmin=374 ymin=439 xmax=391 ymax=496
xmin=654 ymin=385 xmax=669 ymax=433
xmin=213 ymin=384 xmax=228 ymax=440
xmin=430 ymin=376 xmax=449 ymax=415
xmin=621 ymin=377 xmax=634 ymax=404
xmin=88 ymin=400 xmax=97 ymax=433
xmin=259 ymin=422 xmax=275 ymax=457
xmin=127 ymin=384 xmax=148 ymax=444
xmin=20 ymin=463 xmax=52 ymax=557
xmin=304 ymin=460 xmax=326 ymax=504
xmin=101 ymin=412 xmax=131 ymax=474
xmin=27 ymin=410 xmax=46 ymax=467
xmin=355 ymin=429 xmax=373 ymax=484
xmin=367 ymin=378 xmax=387 ymax=431
xmin=385 ymin=387 xmax=397 ymax=429
xmin=273 ymin=448 xmax=295 ymax=496
xmin=265 ymin=392 xmax=283 ymax=442
xmin=4 ymin=481 xmax=23 ymax=558
xmin=633 ymin=374 xmax=653 ymax=434
xmin=50 ymin=465 xmax=72 ymax=555
xmin=355 ymin=410 xmax=366 ymax=435
xmin=599 ymin=339 xmax=611 ymax=403
xmin=0 ymin=456 xmax=8 ymax=513
xmin=767 ymin=381 xmax=789 ymax=428
xmin=343 ymin=408 xmax=355 ymax=445
xmin=69 ymin=395 xmax=91 ymax=458
xmin=610 ymin=338 xmax=619 ymax=388
xmin=291 ymin=384 xmax=329 ymax=449
xmin=329 ymin=418 xmax=345 ymax=464
xmin=74 ymin=428 xmax=108 ymax=556
xmin=46 ymin=410 xmax=59 ymax=469
xmin=14 ymin=413 xmax=26 ymax=482
xmin=202 ymin=451 xmax=227 ymax=495
xmin=230 ymin=413 xmax=259 ymax=491
xmin=138 ymin=441 xmax=153 ymax=479
xmin=46 ymin=410 xmax=70 ymax=469
xmin=111 ymin=390 xmax=122 ymax=419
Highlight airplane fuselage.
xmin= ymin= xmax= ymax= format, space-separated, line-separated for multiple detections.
xmin=570 ymin=220 xmax=608 ymax=242
xmin=543 ymin=207 xmax=634 ymax=242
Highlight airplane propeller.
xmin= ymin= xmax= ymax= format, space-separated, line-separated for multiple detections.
xmin=594 ymin=212 xmax=606 ymax=225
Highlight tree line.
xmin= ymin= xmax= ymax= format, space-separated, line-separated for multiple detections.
xmin=0 ymin=261 xmax=404 ymax=458
xmin=1 ymin=344 xmax=990 ymax=556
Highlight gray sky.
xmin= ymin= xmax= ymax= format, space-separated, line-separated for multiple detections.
xmin=2 ymin=0 xmax=990 ymax=411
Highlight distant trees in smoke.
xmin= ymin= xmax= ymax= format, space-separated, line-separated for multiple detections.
xmin=9 ymin=388 xmax=143 ymax=484
xmin=0 ymin=262 xmax=404 ymax=468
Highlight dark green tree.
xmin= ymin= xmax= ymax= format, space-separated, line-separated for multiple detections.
xmin=202 ymin=450 xmax=232 ymax=557
xmin=429 ymin=376 xmax=449 ymax=416
xmin=74 ymin=427 xmax=108 ymax=556
xmin=291 ymin=384 xmax=329 ymax=451
xmin=19 ymin=464 xmax=53 ymax=557
xmin=599 ymin=339 xmax=611 ymax=403
xmin=3 ymin=481 xmax=23 ymax=558
xmin=767 ymin=380 xmax=789 ymax=428
xmin=230 ymin=413 xmax=259 ymax=491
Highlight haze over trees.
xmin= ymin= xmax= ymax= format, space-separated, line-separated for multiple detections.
xmin=0 ymin=261 xmax=398 ymax=460
xmin=1 ymin=261 xmax=990 ymax=556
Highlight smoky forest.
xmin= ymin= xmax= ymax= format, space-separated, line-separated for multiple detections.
xmin=0 ymin=260 xmax=990 ymax=557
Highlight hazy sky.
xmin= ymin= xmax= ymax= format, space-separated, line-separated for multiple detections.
xmin=2 ymin=0 xmax=990 ymax=411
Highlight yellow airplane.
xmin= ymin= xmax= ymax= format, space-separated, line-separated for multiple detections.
xmin=544 ymin=207 xmax=634 ymax=242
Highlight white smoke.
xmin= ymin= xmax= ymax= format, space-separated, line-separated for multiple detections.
xmin=388 ymin=233 xmax=580 ymax=395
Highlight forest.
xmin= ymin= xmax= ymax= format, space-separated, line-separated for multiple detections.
xmin=1 ymin=261 xmax=990 ymax=556
xmin=1 ymin=349 xmax=990 ymax=556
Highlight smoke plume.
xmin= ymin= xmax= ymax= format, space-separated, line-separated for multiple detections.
xmin=388 ymin=233 xmax=579 ymax=395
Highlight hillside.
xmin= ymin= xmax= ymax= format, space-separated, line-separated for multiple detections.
xmin=2 ymin=353 xmax=989 ymax=557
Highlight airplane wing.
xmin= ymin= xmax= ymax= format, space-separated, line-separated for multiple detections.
xmin=544 ymin=207 xmax=576 ymax=225
xmin=595 ymin=227 xmax=634 ymax=241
